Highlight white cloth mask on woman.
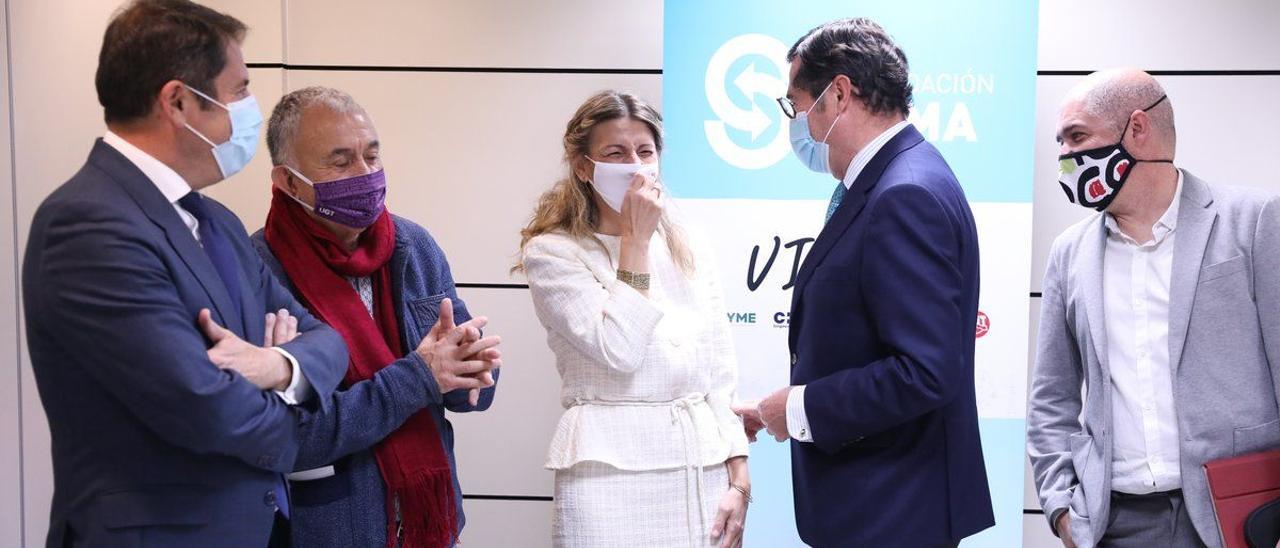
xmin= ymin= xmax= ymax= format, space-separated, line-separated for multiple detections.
xmin=586 ymin=157 xmax=660 ymax=212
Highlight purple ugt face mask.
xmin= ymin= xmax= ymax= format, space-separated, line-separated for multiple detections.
xmin=286 ymin=166 xmax=387 ymax=228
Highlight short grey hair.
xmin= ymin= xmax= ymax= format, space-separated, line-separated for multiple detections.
xmin=1080 ymin=71 xmax=1176 ymax=149
xmin=266 ymin=86 xmax=367 ymax=165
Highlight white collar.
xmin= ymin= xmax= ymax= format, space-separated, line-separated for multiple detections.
xmin=1157 ymin=170 xmax=1185 ymax=232
xmin=1104 ymin=170 xmax=1184 ymax=244
xmin=102 ymin=130 xmax=193 ymax=204
xmin=841 ymin=120 xmax=911 ymax=189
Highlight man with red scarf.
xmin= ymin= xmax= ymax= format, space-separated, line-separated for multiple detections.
xmin=238 ymin=86 xmax=503 ymax=548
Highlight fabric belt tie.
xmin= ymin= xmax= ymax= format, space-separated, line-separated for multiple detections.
xmin=571 ymin=393 xmax=711 ymax=546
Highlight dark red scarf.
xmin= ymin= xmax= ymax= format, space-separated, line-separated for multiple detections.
xmin=264 ymin=188 xmax=457 ymax=547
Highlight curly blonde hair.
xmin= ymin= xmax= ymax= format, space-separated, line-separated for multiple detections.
xmin=513 ymin=90 xmax=694 ymax=275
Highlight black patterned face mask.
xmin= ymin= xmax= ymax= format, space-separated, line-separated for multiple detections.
xmin=1057 ymin=95 xmax=1172 ymax=211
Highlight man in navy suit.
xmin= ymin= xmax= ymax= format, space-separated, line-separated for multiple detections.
xmin=736 ymin=18 xmax=994 ymax=547
xmin=21 ymin=1 xmax=351 ymax=546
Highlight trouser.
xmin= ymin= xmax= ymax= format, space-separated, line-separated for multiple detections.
xmin=1099 ymin=489 xmax=1207 ymax=548
xmin=267 ymin=512 xmax=290 ymax=548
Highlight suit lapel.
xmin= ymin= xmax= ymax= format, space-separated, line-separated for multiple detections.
xmin=791 ymin=126 xmax=925 ymax=298
xmin=1078 ymin=216 xmax=1112 ymax=378
xmin=788 ymin=126 xmax=925 ymax=350
xmin=1168 ymin=172 xmax=1216 ymax=375
xmin=89 ymin=140 xmax=243 ymax=335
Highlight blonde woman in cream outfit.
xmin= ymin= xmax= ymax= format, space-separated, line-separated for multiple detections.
xmin=515 ymin=90 xmax=750 ymax=548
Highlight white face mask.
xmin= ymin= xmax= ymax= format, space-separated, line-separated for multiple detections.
xmin=182 ymin=84 xmax=262 ymax=180
xmin=789 ymin=80 xmax=841 ymax=175
xmin=585 ymin=156 xmax=659 ymax=212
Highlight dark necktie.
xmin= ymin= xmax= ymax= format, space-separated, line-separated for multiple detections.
xmin=177 ymin=192 xmax=290 ymax=519
xmin=177 ymin=192 xmax=243 ymax=320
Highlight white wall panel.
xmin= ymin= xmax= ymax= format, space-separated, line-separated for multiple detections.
xmin=17 ymin=347 xmax=47 ymax=548
xmin=1024 ymin=513 xmax=1059 ymax=548
xmin=203 ymin=0 xmax=283 ymax=64
xmin=461 ymin=499 xmax=554 ymax=548
xmin=10 ymin=0 xmax=116 ymax=250
xmin=1030 ymin=75 xmax=1280 ymax=292
xmin=449 ymin=287 xmax=560 ymax=498
xmin=0 ymin=1 xmax=22 ymax=545
xmin=1027 ymin=297 xmax=1041 ymax=386
xmin=1024 ymin=296 xmax=1042 ymax=513
xmin=1025 ymin=453 xmax=1040 ymax=512
xmin=287 ymin=0 xmax=662 ymax=69
xmin=1038 ymin=0 xmax=1280 ymax=71
xmin=284 ymin=70 xmax=661 ymax=283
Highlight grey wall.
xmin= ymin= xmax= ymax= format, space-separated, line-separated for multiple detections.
xmin=2 ymin=1 xmax=1277 ymax=546
xmin=1 ymin=0 xmax=23 ymax=545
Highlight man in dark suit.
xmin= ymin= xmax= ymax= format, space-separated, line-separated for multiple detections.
xmin=735 ymin=18 xmax=995 ymax=547
xmin=21 ymin=1 xmax=351 ymax=546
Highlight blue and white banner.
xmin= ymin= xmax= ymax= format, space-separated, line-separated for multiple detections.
xmin=662 ymin=2 xmax=1039 ymax=546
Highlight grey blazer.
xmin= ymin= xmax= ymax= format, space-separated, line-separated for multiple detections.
xmin=1026 ymin=171 xmax=1280 ymax=548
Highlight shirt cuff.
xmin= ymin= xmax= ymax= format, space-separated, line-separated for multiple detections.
xmin=786 ymin=385 xmax=813 ymax=442
xmin=271 ymin=347 xmax=313 ymax=405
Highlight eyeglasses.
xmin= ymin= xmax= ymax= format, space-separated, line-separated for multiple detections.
xmin=776 ymin=96 xmax=798 ymax=120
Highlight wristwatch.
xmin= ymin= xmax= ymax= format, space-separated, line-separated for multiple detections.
xmin=616 ymin=269 xmax=651 ymax=291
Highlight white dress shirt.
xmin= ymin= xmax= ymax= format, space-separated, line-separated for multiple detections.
xmin=1104 ymin=173 xmax=1184 ymax=494
xmin=102 ymin=131 xmax=311 ymax=404
xmin=348 ymin=276 xmax=375 ymax=316
xmin=785 ymin=120 xmax=911 ymax=443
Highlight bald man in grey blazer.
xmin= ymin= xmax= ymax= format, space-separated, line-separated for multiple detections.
xmin=1027 ymin=68 xmax=1280 ymax=548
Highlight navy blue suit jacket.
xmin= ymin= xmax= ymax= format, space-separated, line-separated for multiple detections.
xmin=22 ymin=140 xmax=347 ymax=548
xmin=788 ymin=126 xmax=994 ymax=546
xmin=251 ymin=216 xmax=498 ymax=547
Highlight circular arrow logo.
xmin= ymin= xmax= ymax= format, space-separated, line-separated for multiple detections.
xmin=704 ymin=34 xmax=791 ymax=170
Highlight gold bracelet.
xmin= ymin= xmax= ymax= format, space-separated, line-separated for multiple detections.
xmin=616 ymin=269 xmax=651 ymax=290
xmin=730 ymin=483 xmax=752 ymax=503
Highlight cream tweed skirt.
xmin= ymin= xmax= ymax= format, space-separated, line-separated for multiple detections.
xmin=553 ymin=460 xmax=730 ymax=548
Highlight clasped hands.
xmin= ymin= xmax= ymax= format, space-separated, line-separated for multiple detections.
xmin=198 ymin=298 xmax=501 ymax=405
